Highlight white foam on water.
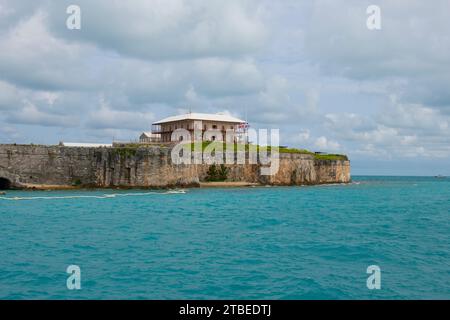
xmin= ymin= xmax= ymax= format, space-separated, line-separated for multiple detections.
xmin=0 ymin=189 xmax=187 ymax=201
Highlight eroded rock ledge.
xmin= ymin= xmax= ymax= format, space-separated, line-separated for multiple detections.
xmin=0 ymin=144 xmax=350 ymax=189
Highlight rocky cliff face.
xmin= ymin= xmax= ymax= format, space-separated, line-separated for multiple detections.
xmin=0 ymin=145 xmax=350 ymax=189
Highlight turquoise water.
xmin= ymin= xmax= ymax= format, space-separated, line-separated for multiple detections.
xmin=0 ymin=176 xmax=449 ymax=299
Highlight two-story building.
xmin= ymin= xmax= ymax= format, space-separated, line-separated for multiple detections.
xmin=151 ymin=112 xmax=248 ymax=143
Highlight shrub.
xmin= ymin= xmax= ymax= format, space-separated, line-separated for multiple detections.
xmin=72 ymin=179 xmax=82 ymax=186
xmin=206 ymin=164 xmax=229 ymax=182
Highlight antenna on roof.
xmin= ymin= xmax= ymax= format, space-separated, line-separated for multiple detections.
xmin=245 ymin=106 xmax=248 ymax=124
xmin=245 ymin=106 xmax=249 ymax=144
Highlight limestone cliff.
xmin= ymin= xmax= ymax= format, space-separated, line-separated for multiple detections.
xmin=0 ymin=144 xmax=350 ymax=189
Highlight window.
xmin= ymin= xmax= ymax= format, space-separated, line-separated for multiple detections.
xmin=212 ymin=125 xmax=217 ymax=129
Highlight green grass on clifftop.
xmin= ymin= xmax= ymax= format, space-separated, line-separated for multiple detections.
xmin=313 ymin=154 xmax=348 ymax=161
xmin=112 ymin=141 xmax=348 ymax=161
xmin=185 ymin=142 xmax=348 ymax=161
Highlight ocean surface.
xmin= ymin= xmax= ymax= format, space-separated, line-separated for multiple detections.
xmin=0 ymin=176 xmax=448 ymax=300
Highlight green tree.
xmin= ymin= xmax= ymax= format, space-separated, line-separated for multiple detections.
xmin=206 ymin=164 xmax=228 ymax=181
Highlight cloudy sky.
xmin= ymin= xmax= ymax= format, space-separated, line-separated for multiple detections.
xmin=1 ymin=0 xmax=449 ymax=175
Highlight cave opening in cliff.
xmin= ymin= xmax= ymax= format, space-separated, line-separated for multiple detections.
xmin=0 ymin=178 xmax=11 ymax=190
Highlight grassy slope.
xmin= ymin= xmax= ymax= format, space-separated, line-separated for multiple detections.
xmin=186 ymin=142 xmax=348 ymax=161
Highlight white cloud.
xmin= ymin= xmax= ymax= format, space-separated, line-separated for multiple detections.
xmin=324 ymin=100 xmax=450 ymax=158
xmin=295 ymin=130 xmax=311 ymax=144
xmin=7 ymin=100 xmax=79 ymax=127
xmin=0 ymin=10 xmax=99 ymax=90
xmin=85 ymin=98 xmax=155 ymax=130
xmin=315 ymin=136 xmax=341 ymax=151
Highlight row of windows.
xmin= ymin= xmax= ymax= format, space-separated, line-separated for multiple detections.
xmin=161 ymin=135 xmax=238 ymax=142
xmin=165 ymin=124 xmax=235 ymax=131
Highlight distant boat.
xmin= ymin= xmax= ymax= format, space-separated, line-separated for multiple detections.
xmin=434 ymin=175 xmax=446 ymax=179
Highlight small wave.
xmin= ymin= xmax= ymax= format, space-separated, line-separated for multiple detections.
xmin=316 ymin=182 xmax=355 ymax=187
xmin=0 ymin=189 xmax=187 ymax=201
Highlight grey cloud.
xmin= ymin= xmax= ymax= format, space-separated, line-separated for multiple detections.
xmin=0 ymin=81 xmax=21 ymax=110
xmin=0 ymin=11 xmax=101 ymax=91
xmin=85 ymin=98 xmax=155 ymax=130
xmin=102 ymin=58 xmax=265 ymax=108
xmin=7 ymin=101 xmax=80 ymax=127
xmin=0 ymin=6 xmax=266 ymax=112
xmin=0 ymin=0 xmax=41 ymax=30
xmin=304 ymin=0 xmax=450 ymax=108
xmin=45 ymin=0 xmax=267 ymax=61
xmin=324 ymin=100 xmax=450 ymax=158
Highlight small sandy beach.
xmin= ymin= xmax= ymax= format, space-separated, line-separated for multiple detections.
xmin=199 ymin=181 xmax=260 ymax=188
